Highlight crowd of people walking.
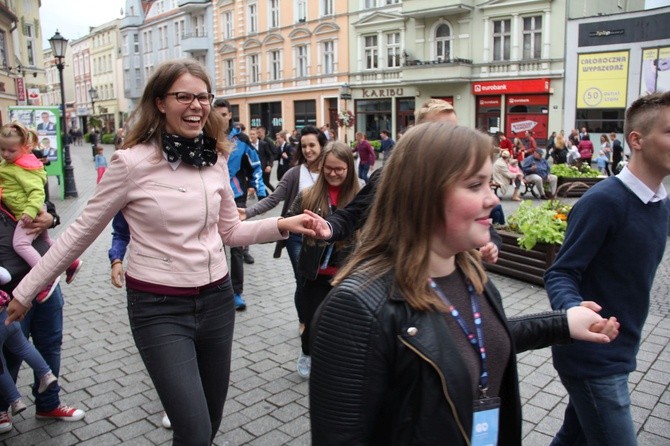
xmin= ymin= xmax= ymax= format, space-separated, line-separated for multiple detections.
xmin=0 ymin=57 xmax=668 ymax=446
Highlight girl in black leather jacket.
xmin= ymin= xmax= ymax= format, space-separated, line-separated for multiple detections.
xmin=309 ymin=122 xmax=619 ymax=446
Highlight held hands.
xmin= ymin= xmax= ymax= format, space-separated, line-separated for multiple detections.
xmin=238 ymin=208 xmax=247 ymax=221
xmin=277 ymin=214 xmax=316 ymax=237
xmin=302 ymin=210 xmax=332 ymax=240
xmin=566 ymin=301 xmax=620 ymax=344
xmin=479 ymin=242 xmax=499 ymax=264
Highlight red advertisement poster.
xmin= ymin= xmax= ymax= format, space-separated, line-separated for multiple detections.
xmin=506 ymin=114 xmax=548 ymax=140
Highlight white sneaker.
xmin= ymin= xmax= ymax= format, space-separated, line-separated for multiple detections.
xmin=10 ymin=400 xmax=26 ymax=416
xmin=161 ymin=412 xmax=171 ymax=429
xmin=296 ymin=351 xmax=311 ymax=378
xmin=38 ymin=371 xmax=58 ymax=394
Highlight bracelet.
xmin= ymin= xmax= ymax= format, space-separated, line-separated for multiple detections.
xmin=111 ymin=259 xmax=123 ymax=267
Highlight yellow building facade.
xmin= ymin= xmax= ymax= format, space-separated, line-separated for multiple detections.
xmin=214 ymin=0 xmax=349 ymax=138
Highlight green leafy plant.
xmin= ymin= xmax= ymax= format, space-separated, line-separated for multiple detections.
xmin=551 ymin=162 xmax=601 ymax=178
xmin=505 ymin=200 xmax=572 ymax=250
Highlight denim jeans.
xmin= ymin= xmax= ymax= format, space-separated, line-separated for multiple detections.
xmin=358 ymin=163 xmax=371 ymax=183
xmin=127 ymin=280 xmax=235 ymax=446
xmin=551 ymin=373 xmax=637 ymax=446
xmin=230 ymin=246 xmax=244 ymax=295
xmin=0 ymin=311 xmax=52 ymax=403
xmin=285 ymin=232 xmax=304 ymax=323
xmin=1 ymin=285 xmax=64 ymax=413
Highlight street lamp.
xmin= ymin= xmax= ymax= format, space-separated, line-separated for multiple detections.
xmin=49 ymin=30 xmax=78 ymax=198
xmin=339 ymin=83 xmax=352 ymax=143
xmin=88 ymin=86 xmax=98 ymax=117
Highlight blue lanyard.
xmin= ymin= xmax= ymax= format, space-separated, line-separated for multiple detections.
xmin=429 ymin=278 xmax=490 ymax=395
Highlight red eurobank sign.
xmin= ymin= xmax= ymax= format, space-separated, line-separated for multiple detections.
xmin=472 ymin=78 xmax=550 ymax=95
xmin=16 ymin=77 xmax=26 ymax=102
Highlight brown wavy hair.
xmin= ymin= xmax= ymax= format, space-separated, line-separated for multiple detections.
xmin=333 ymin=121 xmax=492 ymax=312
xmin=123 ymin=59 xmax=229 ymax=155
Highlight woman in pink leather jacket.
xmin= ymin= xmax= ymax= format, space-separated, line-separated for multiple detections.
xmin=5 ymin=59 xmax=315 ymax=445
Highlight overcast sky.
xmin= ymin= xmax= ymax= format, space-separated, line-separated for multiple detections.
xmin=40 ymin=0 xmax=125 ymax=47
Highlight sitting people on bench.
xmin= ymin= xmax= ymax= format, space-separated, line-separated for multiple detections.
xmin=521 ymin=148 xmax=557 ymax=199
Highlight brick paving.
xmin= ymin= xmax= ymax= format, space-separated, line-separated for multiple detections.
xmin=1 ymin=145 xmax=668 ymax=445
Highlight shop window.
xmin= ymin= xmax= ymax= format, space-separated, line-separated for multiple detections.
xmin=575 ymin=109 xmax=624 ymax=134
xmin=295 ymin=100 xmax=316 ymax=129
xmin=356 ymin=99 xmax=392 ymax=140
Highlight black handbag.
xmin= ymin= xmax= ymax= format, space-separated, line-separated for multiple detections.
xmin=298 ymin=239 xmax=329 ymax=281
xmin=273 ymin=240 xmax=286 ymax=258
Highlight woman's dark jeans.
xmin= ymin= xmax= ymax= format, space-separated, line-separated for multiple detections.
xmin=127 ymin=280 xmax=235 ymax=445
xmin=285 ymin=232 xmax=304 ymax=323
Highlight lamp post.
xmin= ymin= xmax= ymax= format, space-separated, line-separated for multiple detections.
xmin=339 ymin=83 xmax=352 ymax=143
xmin=49 ymin=30 xmax=78 ymax=198
xmin=88 ymin=86 xmax=98 ymax=119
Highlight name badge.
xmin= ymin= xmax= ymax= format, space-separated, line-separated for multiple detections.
xmin=471 ymin=397 xmax=500 ymax=446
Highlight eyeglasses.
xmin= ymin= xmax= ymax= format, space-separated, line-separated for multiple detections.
xmin=323 ymin=166 xmax=347 ymax=175
xmin=165 ymin=92 xmax=214 ymax=105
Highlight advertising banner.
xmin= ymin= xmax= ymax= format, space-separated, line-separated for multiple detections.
xmin=8 ymin=106 xmax=64 ymax=199
xmin=577 ymin=51 xmax=629 ymax=108
xmin=641 ymin=47 xmax=670 ymax=95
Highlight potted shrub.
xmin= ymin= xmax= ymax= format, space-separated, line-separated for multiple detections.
xmin=551 ymin=162 xmax=605 ymax=197
xmin=485 ymin=200 xmax=571 ymax=285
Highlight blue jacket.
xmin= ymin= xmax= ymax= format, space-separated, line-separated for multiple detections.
xmin=521 ymin=155 xmax=550 ymax=179
xmin=228 ymin=130 xmax=266 ymax=199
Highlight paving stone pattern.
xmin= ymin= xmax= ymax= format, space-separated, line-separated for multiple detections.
xmin=2 ymin=145 xmax=668 ymax=445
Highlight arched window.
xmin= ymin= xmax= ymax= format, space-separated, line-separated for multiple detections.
xmin=435 ymin=24 xmax=451 ymax=60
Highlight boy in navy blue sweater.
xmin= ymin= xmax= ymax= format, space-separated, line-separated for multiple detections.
xmin=545 ymin=91 xmax=670 ymax=446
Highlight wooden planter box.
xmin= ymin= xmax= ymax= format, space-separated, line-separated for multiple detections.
xmin=555 ymin=176 xmax=604 ymax=197
xmin=485 ymin=230 xmax=558 ymax=286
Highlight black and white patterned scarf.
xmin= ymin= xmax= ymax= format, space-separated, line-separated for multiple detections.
xmin=162 ymin=131 xmax=218 ymax=167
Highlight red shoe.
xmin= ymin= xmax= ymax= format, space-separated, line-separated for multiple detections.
xmin=65 ymin=259 xmax=83 ymax=284
xmin=36 ymin=277 xmax=60 ymax=304
xmin=0 ymin=411 xmax=12 ymax=433
xmin=35 ymin=404 xmax=85 ymax=421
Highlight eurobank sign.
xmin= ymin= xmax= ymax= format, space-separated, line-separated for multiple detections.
xmin=472 ymin=79 xmax=550 ymax=95
xmin=576 ymin=51 xmax=629 ymax=108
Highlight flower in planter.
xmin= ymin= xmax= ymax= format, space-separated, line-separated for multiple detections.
xmin=503 ymin=200 xmax=572 ymax=250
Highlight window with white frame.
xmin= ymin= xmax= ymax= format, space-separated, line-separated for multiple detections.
xmin=269 ymin=50 xmax=282 ymax=80
xmin=322 ymin=40 xmax=334 ymax=74
xmin=123 ymin=35 xmax=129 ymax=56
xmin=194 ymin=14 xmax=206 ymax=37
xmin=365 ymin=0 xmax=376 ymax=9
xmin=296 ymin=0 xmax=307 ymax=22
xmin=522 ymin=16 xmax=542 ymax=59
xmin=296 ymin=45 xmax=308 ymax=77
xmin=222 ymin=11 xmax=233 ymax=39
xmin=269 ymin=0 xmax=280 ymax=28
xmin=0 ymin=31 xmax=7 ymax=68
xmin=249 ymin=54 xmax=260 ymax=83
xmin=159 ymin=25 xmax=168 ymax=49
xmin=492 ymin=19 xmax=511 ymax=61
xmin=24 ymin=23 xmax=35 ymax=65
xmin=386 ymin=32 xmax=400 ymax=68
xmin=248 ymin=4 xmax=258 ymax=33
xmin=321 ymin=0 xmax=333 ymax=16
xmin=386 ymin=0 xmax=400 ymax=4
xmin=364 ymin=35 xmax=378 ymax=70
xmin=144 ymin=30 xmax=153 ymax=52
xmin=175 ymin=19 xmax=185 ymax=43
xmin=435 ymin=23 xmax=451 ymax=60
xmin=133 ymin=34 xmax=140 ymax=53
xmin=225 ymin=59 xmax=235 ymax=87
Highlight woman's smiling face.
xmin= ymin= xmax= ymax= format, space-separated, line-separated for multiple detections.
xmin=301 ymin=134 xmax=322 ymax=165
xmin=155 ymin=73 xmax=210 ymax=138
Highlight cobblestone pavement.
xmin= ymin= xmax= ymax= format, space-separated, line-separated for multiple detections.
xmin=1 ymin=146 xmax=668 ymax=445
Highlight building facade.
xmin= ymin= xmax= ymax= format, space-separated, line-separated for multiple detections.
xmin=70 ymin=35 xmax=93 ymax=133
xmin=120 ymin=0 xmax=215 ymax=112
xmin=214 ymin=0 xmax=350 ymax=138
xmin=89 ymin=19 xmax=123 ymax=133
xmin=0 ymin=1 xmax=19 ymax=124
xmin=564 ymin=5 xmax=670 ymax=142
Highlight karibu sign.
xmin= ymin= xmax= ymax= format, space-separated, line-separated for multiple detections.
xmin=577 ymin=51 xmax=629 ymax=108
xmin=472 ymin=79 xmax=550 ymax=95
